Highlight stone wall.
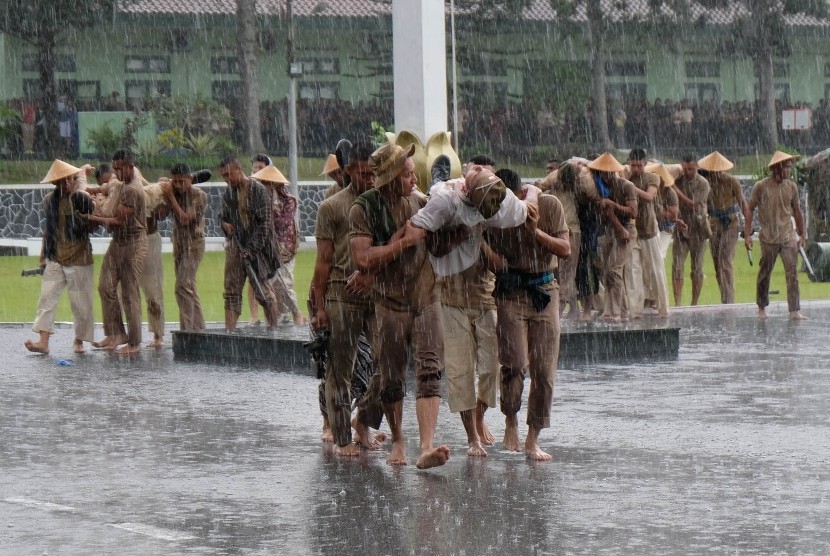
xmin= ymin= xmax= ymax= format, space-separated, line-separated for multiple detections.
xmin=0 ymin=183 xmax=331 ymax=241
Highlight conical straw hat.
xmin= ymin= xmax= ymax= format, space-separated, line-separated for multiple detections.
xmin=40 ymin=159 xmax=82 ymax=184
xmin=252 ymin=165 xmax=289 ymax=184
xmin=320 ymin=154 xmax=339 ymax=175
xmin=645 ymin=163 xmax=675 ymax=187
xmin=767 ymin=150 xmax=799 ymax=169
xmin=587 ymin=153 xmax=624 ymax=173
xmin=698 ymin=151 xmax=734 ymax=172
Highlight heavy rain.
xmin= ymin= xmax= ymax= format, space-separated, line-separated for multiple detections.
xmin=1 ymin=0 xmax=830 ymax=553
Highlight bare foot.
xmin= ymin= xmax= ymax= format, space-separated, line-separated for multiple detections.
xmin=146 ymin=338 xmax=164 ymax=349
xmin=95 ymin=335 xmax=128 ymax=350
xmin=476 ymin=412 xmax=495 ymax=447
xmin=73 ymin=340 xmax=85 ymax=354
xmin=115 ymin=343 xmax=141 ymax=356
xmin=580 ymin=310 xmax=594 ymax=322
xmin=387 ymin=439 xmax=408 ymax=466
xmin=416 ymin=445 xmax=450 ymax=469
xmin=24 ymin=340 xmax=49 ymax=355
xmin=467 ymin=441 xmax=487 ymax=457
xmin=757 ymin=308 xmax=768 ymax=321
xmin=293 ymin=314 xmax=307 ymax=326
xmin=526 ymin=441 xmax=553 ymax=462
xmin=353 ymin=417 xmax=381 ymax=450
xmin=335 ymin=443 xmax=361 ymax=457
xmin=789 ymin=311 xmax=807 ymax=320
xmin=504 ymin=418 xmax=521 ymax=452
xmin=373 ymin=431 xmax=388 ymax=443
xmin=321 ymin=427 xmax=334 ymax=443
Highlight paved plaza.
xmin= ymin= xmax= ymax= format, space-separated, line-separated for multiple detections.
xmin=2 ymin=301 xmax=829 ymax=554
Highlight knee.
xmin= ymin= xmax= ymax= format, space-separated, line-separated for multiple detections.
xmin=416 ymin=371 xmax=442 ymax=399
xmin=380 ymin=381 xmax=405 ymax=405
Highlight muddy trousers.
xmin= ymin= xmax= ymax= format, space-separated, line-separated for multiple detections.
xmin=757 ymin=240 xmax=800 ymax=312
xmin=600 ymin=233 xmax=634 ymax=319
xmin=174 ymin=242 xmax=205 ymax=331
xmin=324 ymin=297 xmax=378 ymax=447
xmin=709 ymin=222 xmax=738 ymax=304
xmin=139 ymin=231 xmax=164 ymax=337
xmin=100 ymin=235 xmax=148 ymax=346
xmin=496 ymin=290 xmax=560 ymax=430
xmin=441 ymin=304 xmax=499 ymax=413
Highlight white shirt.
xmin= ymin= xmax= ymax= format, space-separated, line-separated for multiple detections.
xmin=410 ymin=178 xmax=527 ymax=276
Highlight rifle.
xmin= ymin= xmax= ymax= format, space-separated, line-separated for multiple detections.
xmin=232 ymin=234 xmax=268 ymax=302
xmin=21 ymin=267 xmax=45 ymax=277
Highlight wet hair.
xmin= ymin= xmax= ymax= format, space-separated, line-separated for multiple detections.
xmin=469 ymin=154 xmax=496 ymax=167
xmin=495 ymin=168 xmax=521 ymax=193
xmin=349 ymin=142 xmax=374 ymax=165
xmin=628 ymin=148 xmax=647 ymax=161
xmin=251 ymin=153 xmax=272 ymax=166
xmin=681 ymin=153 xmax=697 ymax=163
xmin=219 ymin=156 xmax=239 ymax=168
xmin=112 ymin=148 xmax=133 ymax=163
xmin=170 ymin=162 xmax=191 ymax=176
xmin=94 ymin=163 xmax=111 ymax=180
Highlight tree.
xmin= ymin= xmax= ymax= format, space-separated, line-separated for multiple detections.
xmin=0 ymin=0 xmax=119 ymax=157
xmin=236 ymin=0 xmax=265 ymax=154
xmin=695 ymin=0 xmax=828 ymax=151
xmin=549 ymin=0 xmax=613 ymax=150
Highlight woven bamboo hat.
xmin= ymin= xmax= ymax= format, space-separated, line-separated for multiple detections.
xmin=320 ymin=154 xmax=340 ymax=175
xmin=587 ymin=153 xmax=625 ymax=173
xmin=645 ymin=163 xmax=675 ymax=187
xmin=370 ymin=142 xmax=416 ymax=187
xmin=767 ymin=150 xmax=799 ymax=169
xmin=698 ymin=151 xmax=734 ymax=172
xmin=252 ymin=165 xmax=289 ymax=184
xmin=40 ymin=159 xmax=82 ymax=184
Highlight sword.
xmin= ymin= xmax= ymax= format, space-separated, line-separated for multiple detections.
xmin=799 ymin=243 xmax=816 ymax=280
xmin=21 ymin=266 xmax=45 ymax=277
xmin=746 ymin=247 xmax=753 ymax=266
xmin=232 ymin=235 xmax=268 ymax=301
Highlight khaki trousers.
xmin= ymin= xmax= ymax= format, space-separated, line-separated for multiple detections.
xmin=559 ymin=230 xmax=581 ymax=304
xmin=32 ymin=261 xmax=95 ymax=342
xmin=672 ymin=233 xmax=707 ymax=282
xmin=709 ymin=220 xmax=739 ymax=304
xmin=633 ymin=234 xmax=669 ymax=316
xmin=496 ymin=290 xmax=560 ymax=430
xmin=223 ymin=242 xmax=276 ymax=315
xmin=441 ymin=304 xmax=499 ymax=413
xmin=757 ymin=240 xmax=800 ymax=312
xmin=100 ymin=235 xmax=147 ymax=346
xmin=174 ymin=241 xmax=205 ymax=331
xmin=139 ymin=231 xmax=164 ymax=336
xmin=600 ymin=234 xmax=634 ymax=319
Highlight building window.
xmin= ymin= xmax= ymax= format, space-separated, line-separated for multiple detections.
xmin=460 ymin=56 xmax=507 ymax=77
xmin=685 ymin=61 xmax=720 ymax=78
xmin=685 ymin=83 xmax=720 ymax=104
xmin=605 ymin=62 xmax=646 ymax=77
xmin=606 ymin=83 xmax=647 ymax=102
xmin=211 ymin=57 xmax=240 ymax=75
xmin=125 ymin=56 xmax=170 ymax=74
xmin=754 ymin=83 xmax=790 ymax=102
xmin=299 ymin=81 xmax=340 ymax=100
xmin=298 ymin=58 xmax=340 ymax=75
xmin=212 ymin=81 xmax=242 ymax=106
xmin=125 ymin=80 xmax=171 ymax=109
xmin=22 ymin=53 xmax=76 ymax=73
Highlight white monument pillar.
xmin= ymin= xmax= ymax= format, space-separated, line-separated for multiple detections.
xmin=392 ymin=0 xmax=448 ymax=142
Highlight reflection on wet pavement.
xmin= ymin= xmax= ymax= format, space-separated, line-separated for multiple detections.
xmin=2 ymin=302 xmax=829 ymax=554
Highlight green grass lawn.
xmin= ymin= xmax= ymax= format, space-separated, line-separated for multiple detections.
xmin=3 ymin=244 xmax=828 ymax=324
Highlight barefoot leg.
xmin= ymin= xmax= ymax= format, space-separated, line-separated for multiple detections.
xmin=757 ymin=308 xmax=768 ymax=320
xmin=789 ymin=310 xmax=807 ymax=320
xmin=24 ymin=331 xmax=51 ymax=355
xmin=334 ymin=442 xmax=361 ymax=457
xmin=460 ymin=409 xmax=487 ymax=457
xmin=415 ymin=396 xmax=450 ymax=469
xmin=525 ymin=426 xmax=553 ymax=462
xmin=115 ymin=343 xmax=141 ymax=356
xmin=475 ymin=400 xmax=495 ymax=446
xmin=353 ymin=416 xmax=380 ymax=450
xmin=146 ymin=334 xmax=164 ymax=349
xmin=73 ymin=339 xmax=85 ymax=354
xmin=503 ymin=413 xmax=521 ymax=452
xmin=384 ymin=400 xmax=408 ymax=465
xmin=321 ymin=416 xmax=334 ymax=443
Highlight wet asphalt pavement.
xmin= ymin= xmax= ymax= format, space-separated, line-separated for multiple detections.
xmin=2 ymin=300 xmax=829 ymax=555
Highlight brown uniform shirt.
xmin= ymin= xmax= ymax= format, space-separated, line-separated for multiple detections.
xmin=54 ymin=196 xmax=93 ymax=266
xmin=674 ymin=173 xmax=710 ymax=240
xmin=349 ymin=192 xmax=436 ymax=311
xmin=629 ymin=171 xmax=660 ymax=240
xmin=600 ymin=176 xmax=638 ymax=238
xmin=111 ymin=176 xmax=147 ymax=242
xmin=750 ymin=176 xmax=799 ymax=244
xmin=172 ymin=186 xmax=207 ymax=256
xmin=708 ymin=173 xmax=743 ymax=227
xmin=486 ymin=193 xmax=569 ymax=295
xmin=550 ymin=186 xmax=580 ymax=234
xmin=656 ymin=186 xmax=679 ymax=231
xmin=315 ymin=186 xmax=369 ymax=302
xmin=440 ymin=257 xmax=496 ymax=310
